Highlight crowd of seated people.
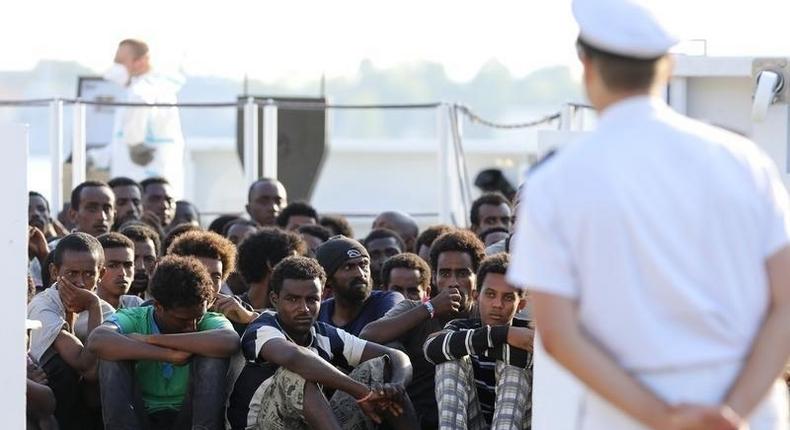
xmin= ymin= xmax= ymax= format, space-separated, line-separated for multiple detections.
xmin=25 ymin=175 xmax=533 ymax=430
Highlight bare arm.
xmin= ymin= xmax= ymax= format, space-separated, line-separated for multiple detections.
xmin=261 ymin=337 xmax=369 ymax=400
xmin=360 ymin=304 xmax=429 ymax=344
xmin=533 ymin=292 xmax=736 ymax=430
xmin=724 ymin=246 xmax=790 ymax=417
xmin=142 ymin=329 xmax=240 ymax=358
xmin=87 ymin=324 xmax=187 ymax=363
xmin=27 ymin=379 xmax=56 ymax=419
xmin=359 ymin=341 xmax=413 ymax=387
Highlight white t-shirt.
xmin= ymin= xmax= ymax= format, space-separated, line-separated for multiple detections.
xmin=508 ymin=96 xmax=790 ymax=371
xmin=27 ymin=285 xmax=115 ymax=362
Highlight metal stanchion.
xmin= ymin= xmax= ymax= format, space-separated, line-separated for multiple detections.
xmin=49 ymin=99 xmax=64 ymax=212
xmin=71 ymin=101 xmax=87 ymax=187
xmin=243 ymin=97 xmax=259 ymax=185
xmin=262 ymin=100 xmax=278 ymax=179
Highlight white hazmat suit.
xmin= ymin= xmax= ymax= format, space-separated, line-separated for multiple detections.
xmin=109 ymin=72 xmax=185 ymax=197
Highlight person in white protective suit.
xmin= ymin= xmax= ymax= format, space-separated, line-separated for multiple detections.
xmin=103 ymin=39 xmax=185 ymax=198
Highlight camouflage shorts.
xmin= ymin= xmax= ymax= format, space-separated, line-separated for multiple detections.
xmin=252 ymin=357 xmax=387 ymax=430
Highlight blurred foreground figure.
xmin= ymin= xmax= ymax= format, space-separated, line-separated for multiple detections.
xmin=509 ymin=0 xmax=790 ymax=429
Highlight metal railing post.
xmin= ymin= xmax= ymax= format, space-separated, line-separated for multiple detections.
xmin=243 ymin=97 xmax=259 ymax=185
xmin=262 ymin=100 xmax=278 ymax=179
xmin=436 ymin=103 xmax=452 ymax=225
xmin=49 ymin=99 xmax=64 ymax=213
xmin=560 ymin=103 xmax=574 ymax=131
xmin=71 ymin=101 xmax=87 ymax=187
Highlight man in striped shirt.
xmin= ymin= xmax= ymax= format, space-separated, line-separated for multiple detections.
xmin=227 ymin=256 xmax=419 ymax=430
xmin=424 ymin=253 xmax=534 ymax=430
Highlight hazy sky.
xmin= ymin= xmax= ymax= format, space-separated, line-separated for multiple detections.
xmin=4 ymin=0 xmax=790 ymax=82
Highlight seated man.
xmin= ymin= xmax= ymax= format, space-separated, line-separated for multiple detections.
xmin=227 ymin=256 xmax=418 ymax=430
xmin=379 ymin=253 xmax=430 ymax=302
xmin=119 ymin=223 xmax=161 ymax=298
xmin=168 ymin=230 xmax=258 ymax=333
xmin=223 ymin=218 xmax=258 ymax=246
xmin=88 ymin=255 xmax=239 ymax=430
xmin=246 ymin=177 xmax=287 ymax=227
xmin=108 ymin=177 xmax=143 ymax=229
xmin=27 ymin=316 xmax=58 ymax=430
xmin=236 ymin=227 xmax=306 ymax=310
xmin=361 ymin=231 xmax=485 ymax=429
xmin=316 ymin=236 xmax=403 ymax=335
xmin=372 ymin=211 xmax=419 ymax=253
xmin=415 ymin=224 xmax=453 ymax=263
xmin=276 ymin=201 xmax=319 ymax=231
xmin=469 ymin=193 xmax=512 ymax=235
xmin=424 ymin=253 xmax=533 ymax=430
xmin=363 ymin=228 xmax=406 ymax=289
xmin=27 ymin=232 xmax=115 ymax=429
xmin=298 ymin=224 xmax=332 ymax=258
xmin=320 ymin=214 xmax=354 ymax=238
xmin=97 ymin=232 xmax=144 ymax=310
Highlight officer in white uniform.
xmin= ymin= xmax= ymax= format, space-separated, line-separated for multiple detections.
xmin=507 ymin=0 xmax=790 ymax=429
xmin=103 ymin=39 xmax=185 ymax=198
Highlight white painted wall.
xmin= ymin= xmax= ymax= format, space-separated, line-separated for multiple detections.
xmin=0 ymin=123 xmax=29 ymax=429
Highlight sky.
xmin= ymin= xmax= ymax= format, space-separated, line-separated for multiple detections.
xmin=3 ymin=0 xmax=790 ymax=83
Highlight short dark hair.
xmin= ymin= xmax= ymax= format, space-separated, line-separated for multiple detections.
xmin=297 ymin=224 xmax=332 ymax=242
xmin=29 ymin=191 xmax=50 ymax=212
xmin=149 ymin=255 xmax=214 ymax=310
xmin=107 ymin=176 xmax=142 ymax=193
xmin=320 ymin=215 xmax=354 ymax=238
xmin=168 ymin=230 xmax=236 ymax=280
xmin=237 ymin=227 xmax=306 ymax=283
xmin=223 ymin=219 xmax=259 ymax=237
xmin=52 ymin=232 xmax=104 ymax=267
xmin=416 ymin=224 xmax=454 ymax=253
xmin=470 ymin=192 xmax=510 ymax=227
xmin=71 ymin=180 xmax=111 ymax=210
xmin=140 ymin=177 xmax=170 ymax=194
xmin=270 ymin=256 xmax=326 ymax=295
xmin=120 ymin=224 xmax=162 ymax=256
xmin=208 ymin=215 xmax=241 ymax=235
xmin=247 ymin=177 xmax=281 ymax=203
xmin=429 ymin=230 xmax=486 ymax=274
xmin=276 ymin=202 xmax=319 ymax=228
xmin=97 ymin=232 xmax=135 ymax=251
xmin=577 ymin=37 xmax=661 ymax=92
xmin=477 ymin=253 xmax=520 ymax=295
xmin=162 ymin=224 xmax=202 ymax=256
xmin=381 ymin=252 xmax=430 ymax=288
xmin=478 ymin=226 xmax=510 ymax=244
xmin=363 ymin=228 xmax=406 ymax=251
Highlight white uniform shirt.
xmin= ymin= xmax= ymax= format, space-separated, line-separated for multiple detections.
xmin=508 ymin=96 xmax=790 ymax=371
xmin=110 ymin=72 xmax=185 ymax=197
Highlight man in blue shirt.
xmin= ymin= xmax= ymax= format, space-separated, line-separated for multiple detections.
xmin=316 ymin=236 xmax=403 ymax=335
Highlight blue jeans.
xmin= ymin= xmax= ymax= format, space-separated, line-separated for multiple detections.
xmin=99 ymin=356 xmax=229 ymax=430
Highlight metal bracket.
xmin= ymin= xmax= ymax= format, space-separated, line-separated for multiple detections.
xmin=752 ymin=57 xmax=790 ymax=104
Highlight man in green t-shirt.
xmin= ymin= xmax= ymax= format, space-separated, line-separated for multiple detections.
xmin=88 ymin=255 xmax=239 ymax=429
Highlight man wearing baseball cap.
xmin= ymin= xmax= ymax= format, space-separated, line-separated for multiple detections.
xmin=316 ymin=235 xmax=404 ymax=336
xmin=508 ymin=0 xmax=790 ymax=429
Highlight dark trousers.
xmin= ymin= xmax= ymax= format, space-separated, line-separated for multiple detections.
xmin=99 ymin=356 xmax=230 ymax=430
xmin=41 ymin=352 xmax=102 ymax=430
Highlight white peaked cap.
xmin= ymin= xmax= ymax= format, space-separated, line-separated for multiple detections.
xmin=573 ymin=0 xmax=679 ymax=59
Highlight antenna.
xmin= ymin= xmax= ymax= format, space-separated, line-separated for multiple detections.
xmin=243 ymin=74 xmax=249 ymax=96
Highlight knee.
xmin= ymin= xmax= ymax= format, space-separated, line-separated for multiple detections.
xmin=191 ymin=356 xmax=229 ymax=375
